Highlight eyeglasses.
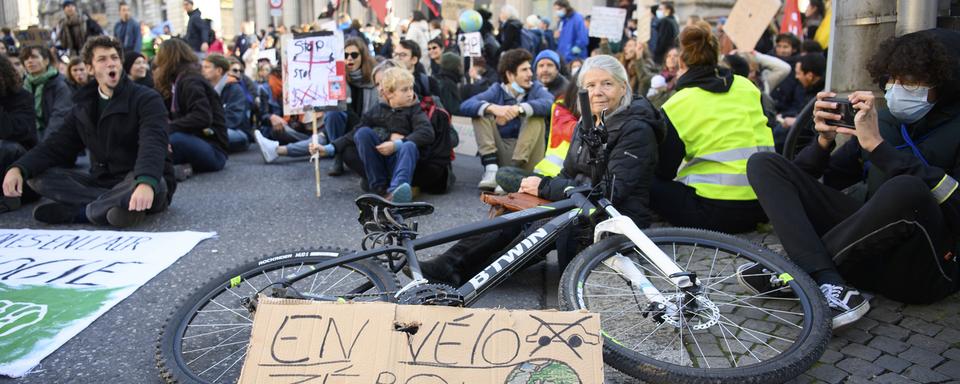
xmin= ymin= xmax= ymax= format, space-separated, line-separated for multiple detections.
xmin=885 ymin=80 xmax=928 ymax=92
xmin=428 ymin=46 xmax=440 ymax=51
xmin=345 ymin=52 xmax=360 ymax=59
xmin=229 ymin=68 xmax=241 ymax=73
xmin=393 ymin=52 xmax=410 ymax=59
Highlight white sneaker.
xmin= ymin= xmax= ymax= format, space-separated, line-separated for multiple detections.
xmin=478 ymin=164 xmax=498 ymax=190
xmin=254 ymin=130 xmax=280 ymax=163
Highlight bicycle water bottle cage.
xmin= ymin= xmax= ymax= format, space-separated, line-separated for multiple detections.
xmin=355 ymin=194 xmax=435 ymax=231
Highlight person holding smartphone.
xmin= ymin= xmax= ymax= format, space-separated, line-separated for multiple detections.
xmin=742 ymin=29 xmax=960 ymax=329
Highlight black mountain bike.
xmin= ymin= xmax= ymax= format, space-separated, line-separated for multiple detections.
xmin=157 ymin=92 xmax=830 ymax=384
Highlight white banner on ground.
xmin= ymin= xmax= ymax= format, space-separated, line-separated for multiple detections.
xmin=589 ymin=6 xmax=627 ymax=42
xmin=0 ymin=229 xmax=216 ymax=378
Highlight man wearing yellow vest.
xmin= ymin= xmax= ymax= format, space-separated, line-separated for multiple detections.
xmin=652 ymin=22 xmax=771 ymax=234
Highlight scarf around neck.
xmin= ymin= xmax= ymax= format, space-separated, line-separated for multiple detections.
xmin=24 ymin=66 xmax=59 ymax=132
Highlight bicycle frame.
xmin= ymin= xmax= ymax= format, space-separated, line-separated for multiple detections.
xmin=273 ymin=191 xmax=698 ymax=309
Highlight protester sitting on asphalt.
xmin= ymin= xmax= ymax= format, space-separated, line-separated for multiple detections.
xmin=744 ymin=28 xmax=960 ymax=329
xmin=1 ymin=36 xmax=174 ymax=227
xmin=781 ymin=53 xmax=826 ymax=130
xmin=20 ymin=45 xmax=73 ymax=141
xmin=393 ymin=39 xmax=440 ymax=105
xmin=0 ymin=54 xmax=38 ymax=213
xmin=416 ymin=55 xmax=663 ymax=286
xmin=534 ymin=50 xmax=568 ymax=100
xmin=225 ymin=55 xmax=258 ymax=140
xmin=310 ymin=67 xmax=434 ymax=203
xmin=255 ymin=66 xmax=311 ymax=150
xmin=254 ymin=37 xmax=375 ymax=173
xmin=461 ymin=48 xmax=554 ymax=191
xmin=154 ymin=38 xmax=228 ymax=176
xmin=123 ymin=51 xmax=154 ymax=89
xmin=496 ymin=79 xmax=580 ymax=193
xmin=460 ymin=56 xmax=499 ymax=102
xmin=434 ymin=52 xmax=463 ymax=115
xmin=771 ymin=33 xmax=805 ymax=121
xmin=202 ymin=54 xmax=250 ymax=153
xmin=652 ymin=22 xmax=772 ymax=234
xmin=64 ymin=56 xmax=89 ymax=92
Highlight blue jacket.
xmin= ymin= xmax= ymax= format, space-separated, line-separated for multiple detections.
xmin=220 ymin=82 xmax=250 ymax=132
xmin=556 ymin=12 xmax=589 ymax=62
xmin=114 ymin=17 xmax=141 ymax=53
xmin=460 ymin=82 xmax=555 ymax=139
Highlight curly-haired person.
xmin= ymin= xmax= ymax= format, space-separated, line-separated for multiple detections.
xmin=743 ymin=29 xmax=960 ymax=330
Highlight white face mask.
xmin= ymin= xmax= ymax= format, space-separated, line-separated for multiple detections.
xmin=655 ymin=10 xmax=664 ymax=19
xmin=885 ymin=83 xmax=935 ymax=124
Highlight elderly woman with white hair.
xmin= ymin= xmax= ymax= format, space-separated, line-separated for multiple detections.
xmin=414 ymin=55 xmax=664 ymax=286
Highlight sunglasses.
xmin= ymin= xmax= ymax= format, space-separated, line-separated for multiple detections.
xmin=345 ymin=52 xmax=360 ymax=59
xmin=229 ymin=68 xmax=241 ymax=73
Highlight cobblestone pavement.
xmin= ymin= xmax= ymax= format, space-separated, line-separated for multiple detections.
xmin=2 ymin=143 xmax=960 ymax=383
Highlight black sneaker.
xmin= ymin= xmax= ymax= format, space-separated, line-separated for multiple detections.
xmin=820 ymin=283 xmax=870 ymax=329
xmin=736 ymin=262 xmax=793 ymax=297
xmin=106 ymin=207 xmax=145 ymax=228
xmin=174 ymin=164 xmax=193 ymax=181
xmin=33 ymin=202 xmax=81 ymax=224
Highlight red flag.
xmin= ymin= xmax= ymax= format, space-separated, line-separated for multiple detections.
xmin=422 ymin=0 xmax=440 ymax=18
xmin=368 ymin=0 xmax=388 ymax=24
xmin=780 ymin=0 xmax=803 ymax=39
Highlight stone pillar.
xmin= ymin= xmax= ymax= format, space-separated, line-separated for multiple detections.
xmin=282 ymin=0 xmax=299 ymax=28
xmin=256 ymin=0 xmax=272 ymax=31
xmin=105 ymin=1 xmax=119 ymax=34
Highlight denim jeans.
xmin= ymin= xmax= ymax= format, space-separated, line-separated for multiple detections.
xmin=227 ymin=128 xmax=250 ymax=153
xmin=324 ymin=111 xmax=348 ymax=143
xmin=169 ymin=132 xmax=227 ymax=172
xmin=354 ymin=127 xmax=418 ymax=192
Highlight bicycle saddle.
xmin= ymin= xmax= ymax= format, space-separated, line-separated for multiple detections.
xmin=355 ymin=194 xmax=434 ymax=227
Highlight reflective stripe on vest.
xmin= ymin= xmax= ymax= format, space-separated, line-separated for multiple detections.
xmin=662 ymin=75 xmax=774 ymax=201
xmin=535 ymin=150 xmax=567 ymax=177
xmin=933 ymin=174 xmax=960 ymax=204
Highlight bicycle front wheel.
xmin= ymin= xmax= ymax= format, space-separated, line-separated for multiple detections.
xmin=156 ymin=247 xmax=399 ymax=384
xmin=560 ymin=228 xmax=830 ymax=384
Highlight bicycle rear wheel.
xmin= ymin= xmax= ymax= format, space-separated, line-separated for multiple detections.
xmin=156 ymin=248 xmax=399 ymax=384
xmin=559 ymin=228 xmax=830 ymax=384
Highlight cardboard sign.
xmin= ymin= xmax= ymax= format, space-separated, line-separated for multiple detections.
xmin=458 ymin=32 xmax=483 ymax=58
xmin=238 ymin=298 xmax=604 ymax=383
xmin=281 ymin=31 xmax=347 ymax=115
xmin=589 ymin=6 xmax=628 ymax=42
xmin=15 ymin=27 xmax=51 ymax=47
xmin=441 ymin=0 xmax=476 ymax=24
xmin=722 ymin=0 xmax=781 ymax=51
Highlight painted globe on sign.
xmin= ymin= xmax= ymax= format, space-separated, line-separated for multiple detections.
xmin=459 ymin=10 xmax=483 ymax=33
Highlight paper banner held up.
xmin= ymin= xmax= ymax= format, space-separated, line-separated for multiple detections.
xmin=589 ymin=6 xmax=627 ymax=42
xmin=723 ymin=0 xmax=781 ymax=52
xmin=281 ymin=31 xmax=347 ymax=115
xmin=458 ymin=32 xmax=483 ymax=57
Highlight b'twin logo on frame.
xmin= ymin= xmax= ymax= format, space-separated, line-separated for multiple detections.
xmin=468 ymin=228 xmax=548 ymax=289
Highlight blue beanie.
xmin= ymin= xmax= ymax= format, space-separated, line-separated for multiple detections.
xmin=534 ymin=50 xmax=561 ymax=69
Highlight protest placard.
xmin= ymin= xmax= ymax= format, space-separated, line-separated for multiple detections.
xmin=281 ymin=31 xmax=347 ymax=115
xmin=723 ymin=0 xmax=781 ymax=52
xmin=238 ymin=299 xmax=604 ymax=383
xmin=458 ymin=32 xmax=483 ymax=57
xmin=0 ymin=229 xmax=215 ymax=378
xmin=589 ymin=6 xmax=628 ymax=42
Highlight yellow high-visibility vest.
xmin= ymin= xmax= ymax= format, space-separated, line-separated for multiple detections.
xmin=534 ymin=102 xmax=575 ymax=177
xmin=662 ymin=74 xmax=774 ymax=200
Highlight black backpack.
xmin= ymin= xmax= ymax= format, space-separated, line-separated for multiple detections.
xmin=419 ymin=95 xmax=457 ymax=167
xmin=204 ymin=19 xmax=215 ymax=43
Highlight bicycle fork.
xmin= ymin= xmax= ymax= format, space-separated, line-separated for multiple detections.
xmin=593 ymin=204 xmax=703 ymax=324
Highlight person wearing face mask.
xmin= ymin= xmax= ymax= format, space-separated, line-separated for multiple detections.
xmin=653 ymin=1 xmax=679 ymax=66
xmin=412 ymin=55 xmax=663 ymax=286
xmin=460 ymin=49 xmax=555 ymax=191
xmin=745 ymin=29 xmax=960 ymax=329
xmin=552 ymin=0 xmax=588 ymax=63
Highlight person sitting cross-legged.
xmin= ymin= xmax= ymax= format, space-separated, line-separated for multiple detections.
xmin=201 ymin=53 xmax=250 ymax=153
xmin=461 ymin=48 xmax=554 ymax=191
xmin=310 ymin=67 xmax=434 ymax=203
xmin=1 ymin=36 xmax=174 ymax=227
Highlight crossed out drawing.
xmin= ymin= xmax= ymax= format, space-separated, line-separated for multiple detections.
xmin=524 ymin=315 xmax=600 ymax=359
xmin=0 ymin=300 xmax=48 ymax=337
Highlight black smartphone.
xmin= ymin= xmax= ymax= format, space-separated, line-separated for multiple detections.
xmin=823 ymin=97 xmax=856 ymax=129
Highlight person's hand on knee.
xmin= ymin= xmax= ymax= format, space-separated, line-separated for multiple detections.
xmin=376 ymin=141 xmax=397 ymax=156
xmin=2 ymin=168 xmax=23 ymax=198
xmin=129 ymin=184 xmax=154 ymax=211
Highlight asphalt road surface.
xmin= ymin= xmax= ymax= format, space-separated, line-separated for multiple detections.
xmin=0 ymin=149 xmax=640 ymax=383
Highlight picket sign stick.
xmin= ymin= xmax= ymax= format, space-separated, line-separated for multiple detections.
xmin=312 ymin=111 xmax=321 ymax=198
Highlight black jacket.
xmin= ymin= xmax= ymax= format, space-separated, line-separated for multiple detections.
xmin=29 ymin=71 xmax=73 ymax=140
xmin=539 ymin=98 xmax=665 ymax=228
xmin=654 ymin=15 xmax=679 ymax=65
xmin=167 ymin=73 xmax=229 ymax=154
xmin=13 ymin=76 xmax=175 ymax=201
xmin=0 ymin=88 xmax=38 ymax=149
xmin=499 ymin=19 xmax=525 ymax=52
xmin=184 ymin=9 xmax=209 ymax=52
xmin=360 ymin=101 xmax=435 ymax=149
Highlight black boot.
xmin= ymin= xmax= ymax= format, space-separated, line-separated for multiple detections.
xmin=328 ymin=154 xmax=344 ymax=176
xmin=414 ymin=225 xmax=523 ymax=286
